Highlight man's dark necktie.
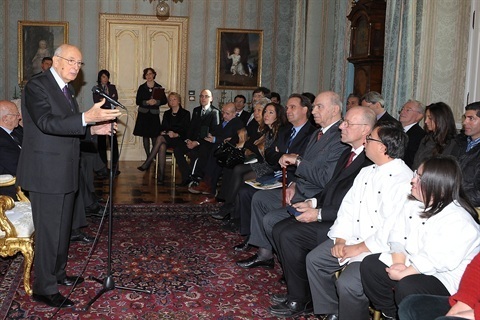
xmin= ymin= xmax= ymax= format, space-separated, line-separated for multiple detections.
xmin=316 ymin=130 xmax=324 ymax=141
xmin=286 ymin=127 xmax=296 ymax=152
xmin=345 ymin=151 xmax=355 ymax=168
xmin=62 ymin=85 xmax=74 ymax=112
xmin=10 ymin=133 xmax=21 ymax=148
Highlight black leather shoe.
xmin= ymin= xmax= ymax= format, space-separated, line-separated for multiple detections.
xmin=211 ymin=211 xmax=230 ymax=220
xmin=269 ymin=300 xmax=313 ymax=317
xmin=233 ymin=240 xmax=252 ymax=252
xmin=32 ymin=292 xmax=75 ymax=308
xmin=221 ymin=220 xmax=239 ymax=233
xmin=270 ymin=293 xmax=287 ymax=304
xmin=318 ymin=314 xmax=339 ymax=320
xmin=70 ymin=232 xmax=94 ymax=243
xmin=236 ymin=254 xmax=274 ymax=269
xmin=57 ymin=275 xmax=84 ymax=286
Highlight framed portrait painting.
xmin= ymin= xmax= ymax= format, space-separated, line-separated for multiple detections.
xmin=18 ymin=21 xmax=69 ymax=83
xmin=215 ymin=28 xmax=263 ymax=90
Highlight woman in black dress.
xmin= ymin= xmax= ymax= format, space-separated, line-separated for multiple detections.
xmin=133 ymin=67 xmax=168 ymax=157
xmin=137 ymin=92 xmax=190 ymax=185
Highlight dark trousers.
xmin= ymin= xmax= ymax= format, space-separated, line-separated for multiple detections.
xmin=235 ymin=184 xmax=258 ymax=236
xmin=220 ymin=164 xmax=255 ymax=204
xmin=97 ymin=133 xmax=119 ymax=168
xmin=174 ymin=143 xmax=213 ymax=183
xmin=30 ymin=191 xmax=75 ymax=295
xmin=273 ymin=217 xmax=332 ymax=303
xmin=360 ymin=254 xmax=451 ymax=318
xmin=398 ymin=294 xmax=454 ymax=320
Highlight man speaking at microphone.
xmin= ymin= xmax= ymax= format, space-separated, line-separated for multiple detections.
xmin=16 ymin=44 xmax=121 ymax=308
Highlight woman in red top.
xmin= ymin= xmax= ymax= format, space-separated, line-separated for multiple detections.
xmin=398 ymin=251 xmax=480 ymax=320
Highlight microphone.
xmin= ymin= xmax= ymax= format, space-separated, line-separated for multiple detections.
xmin=91 ymin=86 xmax=126 ymax=110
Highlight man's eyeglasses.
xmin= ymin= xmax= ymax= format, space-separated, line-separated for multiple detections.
xmin=399 ymin=108 xmax=422 ymax=114
xmin=56 ymin=55 xmax=85 ymax=68
xmin=366 ymin=134 xmax=383 ymax=144
xmin=340 ymin=119 xmax=368 ymax=128
xmin=6 ymin=113 xmax=20 ymax=117
xmin=199 ymin=95 xmax=210 ymax=98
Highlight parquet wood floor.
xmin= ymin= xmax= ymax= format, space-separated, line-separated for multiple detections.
xmin=94 ymin=160 xmax=202 ymax=205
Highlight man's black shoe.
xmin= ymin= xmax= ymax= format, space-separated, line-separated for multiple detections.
xmin=269 ymin=300 xmax=313 ymax=317
xmin=236 ymin=254 xmax=274 ymax=269
xmin=233 ymin=239 xmax=252 ymax=252
xmin=221 ymin=219 xmax=239 ymax=233
xmin=57 ymin=275 xmax=84 ymax=286
xmin=85 ymin=203 xmax=106 ymax=217
xmin=211 ymin=211 xmax=230 ymax=220
xmin=270 ymin=293 xmax=288 ymax=304
xmin=318 ymin=314 xmax=339 ymax=320
xmin=32 ymin=292 xmax=75 ymax=308
xmin=70 ymin=232 xmax=94 ymax=243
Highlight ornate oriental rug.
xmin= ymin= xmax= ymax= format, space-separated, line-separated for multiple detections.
xmin=0 ymin=205 xmax=318 ymax=319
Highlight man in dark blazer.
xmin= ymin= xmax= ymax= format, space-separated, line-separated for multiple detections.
xmin=174 ymin=89 xmax=220 ymax=186
xmin=234 ymin=94 xmax=251 ymax=126
xmin=268 ymin=106 xmax=376 ymax=318
xmin=361 ymin=91 xmax=399 ymax=124
xmin=0 ymin=101 xmax=22 ymax=198
xmin=189 ymin=102 xmax=245 ymax=202
xmin=236 ymin=91 xmax=349 ymax=269
xmin=232 ymin=94 xmax=316 ymax=239
xmin=399 ymin=99 xmax=425 ymax=168
xmin=16 ymin=44 xmax=121 ymax=308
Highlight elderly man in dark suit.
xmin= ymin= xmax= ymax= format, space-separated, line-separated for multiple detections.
xmin=361 ymin=91 xmax=399 ymax=124
xmin=236 ymin=91 xmax=349 ymax=269
xmin=268 ymin=106 xmax=376 ymax=318
xmin=174 ymin=89 xmax=220 ymax=186
xmin=398 ymin=99 xmax=425 ymax=168
xmin=16 ymin=44 xmax=121 ymax=308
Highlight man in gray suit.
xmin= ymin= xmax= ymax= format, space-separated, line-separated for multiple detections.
xmin=17 ymin=44 xmax=121 ymax=308
xmin=236 ymin=91 xmax=348 ymax=269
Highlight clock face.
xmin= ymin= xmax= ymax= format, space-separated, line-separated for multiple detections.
xmin=353 ymin=16 xmax=369 ymax=56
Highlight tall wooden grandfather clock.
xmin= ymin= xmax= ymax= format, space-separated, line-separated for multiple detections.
xmin=347 ymin=0 xmax=386 ymax=96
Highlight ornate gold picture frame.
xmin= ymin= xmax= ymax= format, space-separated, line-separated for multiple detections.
xmin=215 ymin=28 xmax=263 ymax=90
xmin=18 ymin=21 xmax=69 ymax=83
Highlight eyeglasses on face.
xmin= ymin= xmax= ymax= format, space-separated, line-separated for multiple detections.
xmin=56 ymin=55 xmax=85 ymax=68
xmin=340 ymin=119 xmax=368 ymax=128
xmin=399 ymin=108 xmax=422 ymax=114
xmin=199 ymin=95 xmax=210 ymax=98
xmin=365 ymin=134 xmax=383 ymax=144
xmin=413 ymin=169 xmax=422 ymax=180
xmin=6 ymin=113 xmax=20 ymax=117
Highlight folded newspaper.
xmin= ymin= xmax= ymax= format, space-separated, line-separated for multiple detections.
xmin=244 ymin=173 xmax=283 ymax=190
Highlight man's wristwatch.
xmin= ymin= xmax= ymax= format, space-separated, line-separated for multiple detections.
xmin=317 ymin=209 xmax=322 ymax=222
xmin=295 ymin=155 xmax=303 ymax=166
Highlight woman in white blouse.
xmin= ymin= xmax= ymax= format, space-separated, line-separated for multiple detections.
xmin=359 ymin=156 xmax=480 ymax=319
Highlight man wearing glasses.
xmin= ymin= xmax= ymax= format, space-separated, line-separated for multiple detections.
xmin=16 ymin=44 xmax=121 ymax=308
xmin=174 ymin=89 xmax=220 ymax=186
xmin=398 ymin=99 xmax=425 ymax=168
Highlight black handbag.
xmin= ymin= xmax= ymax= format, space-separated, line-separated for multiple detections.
xmin=214 ymin=141 xmax=245 ymax=168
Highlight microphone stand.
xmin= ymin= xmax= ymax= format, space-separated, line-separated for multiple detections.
xmin=83 ymin=95 xmax=151 ymax=311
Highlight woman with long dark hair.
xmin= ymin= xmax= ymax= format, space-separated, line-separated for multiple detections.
xmin=360 ymin=156 xmax=480 ymax=319
xmin=137 ymin=92 xmax=190 ymax=185
xmin=412 ymin=102 xmax=459 ymax=169
xmin=133 ymin=67 xmax=168 ymax=158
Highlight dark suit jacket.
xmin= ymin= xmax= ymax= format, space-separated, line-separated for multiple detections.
xmin=404 ymin=123 xmax=426 ymax=168
xmin=313 ymin=149 xmax=373 ymax=222
xmin=210 ymin=117 xmax=245 ymax=146
xmin=378 ymin=111 xmax=400 ymax=124
xmin=265 ymin=121 xmax=316 ymax=183
xmin=93 ymin=83 xmax=119 ymax=109
xmin=187 ymin=105 xmax=221 ymax=144
xmin=17 ymin=70 xmax=86 ymax=194
xmin=237 ymin=110 xmax=251 ymax=126
xmin=0 ymin=126 xmax=22 ymax=175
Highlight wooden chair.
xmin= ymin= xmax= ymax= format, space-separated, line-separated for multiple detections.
xmin=0 ymin=175 xmax=34 ymax=295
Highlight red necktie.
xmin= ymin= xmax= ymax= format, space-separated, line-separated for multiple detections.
xmin=316 ymin=130 xmax=323 ymax=141
xmin=345 ymin=151 xmax=355 ymax=168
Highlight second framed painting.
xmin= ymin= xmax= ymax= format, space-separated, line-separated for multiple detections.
xmin=215 ymin=28 xmax=263 ymax=90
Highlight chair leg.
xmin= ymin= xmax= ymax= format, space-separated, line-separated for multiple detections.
xmin=155 ymin=153 xmax=158 ymax=180
xmin=172 ymin=153 xmax=176 ymax=183
xmin=20 ymin=241 xmax=34 ymax=296
xmin=373 ymin=310 xmax=381 ymax=320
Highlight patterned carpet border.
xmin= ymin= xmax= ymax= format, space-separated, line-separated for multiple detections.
xmin=0 ymin=255 xmax=23 ymax=320
xmin=113 ymin=203 xmax=222 ymax=215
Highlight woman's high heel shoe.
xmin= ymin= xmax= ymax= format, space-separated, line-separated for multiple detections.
xmin=137 ymin=163 xmax=150 ymax=171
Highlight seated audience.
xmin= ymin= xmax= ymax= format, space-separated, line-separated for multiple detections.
xmin=361 ymin=156 xmax=480 ymax=319
xmin=268 ymin=106 xmax=376 ymax=318
xmin=305 ymin=121 xmax=412 ymax=320
xmin=398 ymin=99 xmax=426 ymax=168
xmin=456 ymin=101 xmax=480 ymax=207
xmin=412 ymin=102 xmax=459 ymax=169
xmin=361 ymin=91 xmax=399 ymax=123
xmin=187 ymin=102 xmax=244 ymax=202
xmin=232 ymin=93 xmax=317 ymax=250
xmin=398 ymin=252 xmax=480 ymax=320
xmin=236 ymin=91 xmax=348 ymax=269
xmin=174 ymin=89 xmax=220 ymax=186
xmin=137 ymin=92 xmax=190 ymax=185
